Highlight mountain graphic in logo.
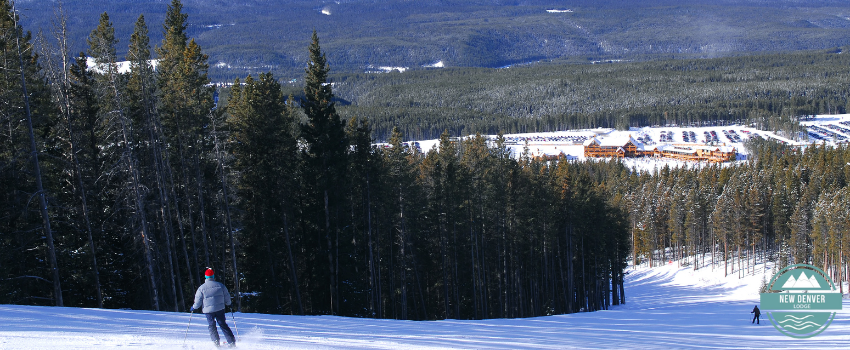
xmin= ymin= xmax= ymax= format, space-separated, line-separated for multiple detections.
xmin=781 ymin=271 xmax=821 ymax=289
xmin=761 ymin=264 xmax=842 ymax=338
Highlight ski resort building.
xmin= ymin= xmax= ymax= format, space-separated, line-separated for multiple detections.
xmin=583 ymin=135 xmax=736 ymax=163
xmin=651 ymin=144 xmax=737 ymax=163
xmin=582 ymin=135 xmax=642 ymax=158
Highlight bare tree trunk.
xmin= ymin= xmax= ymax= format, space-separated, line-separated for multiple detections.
xmin=282 ymin=212 xmax=303 ymax=315
xmin=501 ymin=221 xmax=507 ymax=318
xmin=566 ymin=224 xmax=574 ymax=313
xmin=124 ymin=111 xmax=158 ymax=310
xmin=162 ymin=157 xmax=195 ymax=294
xmin=324 ymin=191 xmax=336 ymax=315
xmin=366 ymin=173 xmax=377 ymax=318
xmin=612 ymin=253 xmax=620 ymax=306
xmin=142 ymin=52 xmax=192 ymax=305
xmin=452 ymin=224 xmax=460 ymax=318
xmin=263 ymin=236 xmax=282 ymax=311
xmin=148 ymin=140 xmax=179 ymax=311
xmin=40 ymin=4 xmax=102 ymax=307
xmin=14 ymin=2 xmax=62 ymax=307
xmin=441 ymin=212 xmax=449 ymax=319
xmin=191 ymin=155 xmax=212 ymax=269
xmin=167 ymin=158 xmax=197 ymax=286
xmin=211 ymin=114 xmax=240 ymax=311
xmin=100 ymin=44 xmax=159 ymax=311
xmin=411 ymin=247 xmax=427 ymax=319
xmin=163 ymin=206 xmax=179 ymax=310
xmin=399 ymin=190 xmax=407 ymax=320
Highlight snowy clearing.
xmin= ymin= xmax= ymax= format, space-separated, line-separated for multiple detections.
xmin=2 ymin=261 xmax=848 ymax=349
xmin=87 ymin=58 xmax=159 ymax=75
xmin=423 ymin=61 xmax=445 ymax=68
xmin=365 ymin=65 xmax=409 ymax=73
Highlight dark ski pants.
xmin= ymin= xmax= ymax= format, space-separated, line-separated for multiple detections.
xmin=205 ymin=309 xmax=235 ymax=344
xmin=752 ymin=314 xmax=759 ymax=324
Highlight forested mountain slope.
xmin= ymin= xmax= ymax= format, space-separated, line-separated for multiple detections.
xmin=18 ymin=0 xmax=850 ymax=80
xmin=329 ymin=49 xmax=850 ymax=140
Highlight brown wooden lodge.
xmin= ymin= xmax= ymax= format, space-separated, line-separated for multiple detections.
xmin=583 ymin=135 xmax=736 ymax=163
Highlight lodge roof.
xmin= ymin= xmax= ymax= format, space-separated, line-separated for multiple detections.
xmin=584 ymin=135 xmax=640 ymax=148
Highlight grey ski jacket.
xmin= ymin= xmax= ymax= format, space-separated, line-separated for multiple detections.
xmin=192 ymin=279 xmax=232 ymax=313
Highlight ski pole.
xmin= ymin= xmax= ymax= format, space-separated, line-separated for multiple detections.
xmin=230 ymin=307 xmax=239 ymax=341
xmin=183 ymin=309 xmax=194 ymax=347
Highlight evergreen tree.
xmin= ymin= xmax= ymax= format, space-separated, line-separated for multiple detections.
xmin=300 ymin=30 xmax=349 ymax=315
xmin=88 ymin=11 xmax=166 ymax=311
xmin=60 ymin=52 xmax=104 ymax=307
xmin=127 ymin=15 xmax=156 ymax=130
xmin=229 ymin=74 xmax=302 ymax=315
xmin=0 ymin=0 xmax=62 ymax=307
xmin=156 ymin=0 xmax=220 ymax=302
xmin=87 ymin=13 xmax=117 ymax=66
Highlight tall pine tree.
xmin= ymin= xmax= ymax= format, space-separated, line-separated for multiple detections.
xmin=300 ymin=30 xmax=348 ymax=315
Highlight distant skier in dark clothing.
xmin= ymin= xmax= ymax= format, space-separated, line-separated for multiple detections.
xmin=192 ymin=268 xmax=236 ymax=347
xmin=751 ymin=305 xmax=760 ymax=324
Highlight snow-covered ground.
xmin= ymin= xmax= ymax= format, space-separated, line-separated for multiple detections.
xmin=423 ymin=61 xmax=445 ymax=68
xmin=2 ymin=260 xmax=848 ymax=349
xmin=87 ymin=58 xmax=159 ymax=75
xmin=365 ymin=65 xmax=409 ymax=73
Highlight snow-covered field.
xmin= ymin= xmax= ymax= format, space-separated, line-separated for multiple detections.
xmin=365 ymin=65 xmax=409 ymax=73
xmin=87 ymin=58 xmax=159 ymax=75
xmin=2 ymin=260 xmax=848 ymax=349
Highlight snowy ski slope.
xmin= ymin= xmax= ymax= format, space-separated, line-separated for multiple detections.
xmin=2 ymin=261 xmax=848 ymax=349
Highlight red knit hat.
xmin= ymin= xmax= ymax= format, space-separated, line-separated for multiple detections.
xmin=205 ymin=268 xmax=214 ymax=279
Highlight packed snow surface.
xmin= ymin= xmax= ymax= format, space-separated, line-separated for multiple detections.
xmin=2 ymin=260 xmax=848 ymax=349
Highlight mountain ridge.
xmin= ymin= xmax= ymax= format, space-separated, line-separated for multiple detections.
xmin=19 ymin=0 xmax=850 ymax=81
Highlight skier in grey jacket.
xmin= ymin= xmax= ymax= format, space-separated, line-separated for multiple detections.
xmin=192 ymin=268 xmax=235 ymax=347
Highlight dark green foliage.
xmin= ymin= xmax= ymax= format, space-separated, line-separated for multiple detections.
xmin=301 ymin=31 xmax=348 ymax=193
xmin=229 ymin=74 xmax=302 ymax=314
xmin=87 ymin=13 xmax=118 ymax=65
xmin=126 ymin=14 xmax=156 ymax=130
xmin=298 ymin=31 xmax=349 ymax=315
xmin=332 ymin=49 xmax=850 ymax=141
xmin=0 ymin=0 xmax=59 ymax=306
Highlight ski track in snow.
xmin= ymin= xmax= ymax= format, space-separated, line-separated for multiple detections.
xmin=2 ymin=261 xmax=850 ymax=349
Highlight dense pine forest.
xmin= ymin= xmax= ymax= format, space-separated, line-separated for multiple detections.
xmin=2 ymin=0 xmax=850 ymax=322
xmin=331 ymin=50 xmax=850 ymax=141
xmin=1 ymin=0 xmax=627 ymax=319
